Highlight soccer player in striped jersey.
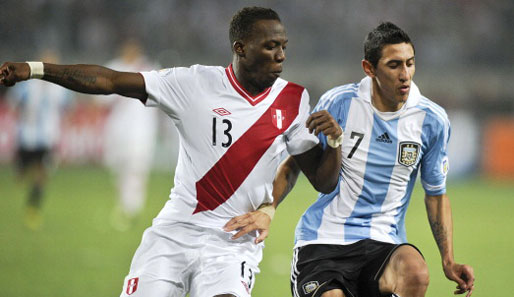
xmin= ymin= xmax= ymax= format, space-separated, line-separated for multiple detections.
xmin=7 ymin=50 xmax=72 ymax=230
xmin=229 ymin=22 xmax=475 ymax=297
xmin=0 ymin=7 xmax=342 ymax=297
xmin=289 ymin=22 xmax=475 ymax=297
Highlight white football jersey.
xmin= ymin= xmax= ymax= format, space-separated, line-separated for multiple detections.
xmin=103 ymin=56 xmax=160 ymax=172
xmin=141 ymin=64 xmax=318 ymax=229
xmin=295 ymin=76 xmax=450 ymax=247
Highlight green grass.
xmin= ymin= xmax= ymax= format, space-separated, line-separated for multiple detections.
xmin=0 ymin=166 xmax=511 ymax=297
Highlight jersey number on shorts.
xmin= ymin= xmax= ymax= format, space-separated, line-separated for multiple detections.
xmin=348 ymin=131 xmax=364 ymax=159
xmin=241 ymin=261 xmax=254 ymax=290
xmin=212 ymin=117 xmax=233 ymax=147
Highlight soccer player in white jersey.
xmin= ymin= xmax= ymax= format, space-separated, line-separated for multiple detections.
xmin=7 ymin=49 xmax=72 ymax=230
xmin=0 ymin=7 xmax=343 ymax=297
xmin=101 ymin=39 xmax=161 ymax=230
xmin=229 ymin=22 xmax=475 ymax=297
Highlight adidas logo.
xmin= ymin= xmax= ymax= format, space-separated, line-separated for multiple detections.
xmin=376 ymin=132 xmax=392 ymax=143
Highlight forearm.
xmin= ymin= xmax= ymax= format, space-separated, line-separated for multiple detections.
xmin=272 ymin=156 xmax=301 ymax=208
xmin=425 ymin=194 xmax=455 ymax=265
xmin=43 ymin=63 xmax=118 ymax=95
xmin=312 ymin=145 xmax=341 ymax=193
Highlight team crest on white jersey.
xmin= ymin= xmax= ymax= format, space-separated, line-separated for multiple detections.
xmin=126 ymin=277 xmax=139 ymax=295
xmin=398 ymin=142 xmax=420 ymax=167
xmin=271 ymin=108 xmax=286 ymax=130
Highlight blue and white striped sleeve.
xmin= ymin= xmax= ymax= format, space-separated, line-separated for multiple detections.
xmin=420 ymin=113 xmax=451 ymax=196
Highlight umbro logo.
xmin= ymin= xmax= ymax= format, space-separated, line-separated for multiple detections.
xmin=376 ymin=132 xmax=392 ymax=143
xmin=213 ymin=108 xmax=231 ymax=116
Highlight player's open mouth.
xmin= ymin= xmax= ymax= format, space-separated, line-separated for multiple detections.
xmin=399 ymin=85 xmax=409 ymax=94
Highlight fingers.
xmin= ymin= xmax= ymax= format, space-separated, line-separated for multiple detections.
xmin=454 ymin=284 xmax=474 ymax=296
xmin=461 ymin=265 xmax=475 ymax=289
xmin=223 ymin=211 xmax=271 ymax=243
xmin=306 ymin=110 xmax=341 ymax=139
xmin=449 ymin=264 xmax=474 ymax=296
xmin=223 ymin=213 xmax=251 ymax=232
xmin=255 ymin=229 xmax=268 ymax=244
xmin=0 ymin=63 xmax=16 ymax=87
xmin=231 ymin=224 xmax=256 ymax=240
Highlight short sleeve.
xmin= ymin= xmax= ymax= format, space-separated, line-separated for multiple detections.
xmin=311 ymin=88 xmax=348 ymax=150
xmin=285 ymin=89 xmax=319 ymax=155
xmin=140 ymin=66 xmax=196 ymax=120
xmin=420 ymin=115 xmax=451 ymax=195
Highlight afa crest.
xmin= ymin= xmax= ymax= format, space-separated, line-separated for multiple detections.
xmin=303 ymin=281 xmax=320 ymax=295
xmin=398 ymin=142 xmax=420 ymax=167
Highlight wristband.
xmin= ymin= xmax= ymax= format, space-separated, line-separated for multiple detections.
xmin=27 ymin=61 xmax=44 ymax=79
xmin=257 ymin=203 xmax=275 ymax=220
xmin=327 ymin=132 xmax=343 ymax=148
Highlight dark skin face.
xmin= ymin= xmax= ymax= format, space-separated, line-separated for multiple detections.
xmin=232 ymin=19 xmax=287 ymax=96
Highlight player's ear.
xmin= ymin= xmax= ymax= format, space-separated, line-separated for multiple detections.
xmin=362 ymin=59 xmax=375 ymax=78
xmin=233 ymin=41 xmax=245 ymax=57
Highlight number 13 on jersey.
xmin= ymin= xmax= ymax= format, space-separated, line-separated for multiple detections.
xmin=212 ymin=117 xmax=233 ymax=148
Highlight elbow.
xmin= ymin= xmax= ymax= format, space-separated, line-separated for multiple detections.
xmin=313 ymin=178 xmax=338 ymax=194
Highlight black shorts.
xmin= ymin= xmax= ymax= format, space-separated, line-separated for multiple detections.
xmin=290 ymin=239 xmax=423 ymax=297
xmin=15 ymin=147 xmax=51 ymax=173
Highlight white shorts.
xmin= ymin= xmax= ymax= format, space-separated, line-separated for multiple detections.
xmin=119 ymin=221 xmax=263 ymax=297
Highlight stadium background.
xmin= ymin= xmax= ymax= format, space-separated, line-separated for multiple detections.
xmin=0 ymin=1 xmax=512 ymax=296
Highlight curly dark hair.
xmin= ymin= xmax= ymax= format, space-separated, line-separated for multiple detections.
xmin=364 ymin=22 xmax=414 ymax=67
xmin=229 ymin=7 xmax=281 ymax=45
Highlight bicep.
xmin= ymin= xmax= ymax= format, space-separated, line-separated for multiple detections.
xmin=112 ymin=71 xmax=148 ymax=101
xmin=292 ymin=144 xmax=323 ymax=182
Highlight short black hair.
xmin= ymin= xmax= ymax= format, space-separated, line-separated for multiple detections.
xmin=364 ymin=22 xmax=414 ymax=68
xmin=229 ymin=7 xmax=281 ymax=45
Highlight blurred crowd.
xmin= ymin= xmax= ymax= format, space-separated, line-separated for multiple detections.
xmin=1 ymin=0 xmax=513 ymax=178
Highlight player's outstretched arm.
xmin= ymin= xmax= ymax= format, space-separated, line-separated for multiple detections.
xmin=0 ymin=62 xmax=147 ymax=100
xmin=293 ymin=110 xmax=342 ymax=194
xmin=425 ymin=194 xmax=475 ymax=297
xmin=223 ymin=157 xmax=301 ymax=243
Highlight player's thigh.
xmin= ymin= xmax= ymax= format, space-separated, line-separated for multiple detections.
xmin=320 ymin=289 xmax=345 ymax=297
xmin=378 ymin=244 xmax=428 ymax=293
xmin=191 ymin=254 xmax=259 ymax=297
xmin=291 ymin=245 xmax=361 ymax=297
xmin=119 ymin=223 xmax=203 ymax=297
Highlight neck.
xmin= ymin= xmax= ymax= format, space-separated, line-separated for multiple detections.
xmin=371 ymin=79 xmax=404 ymax=112
xmin=232 ymin=62 xmax=266 ymax=96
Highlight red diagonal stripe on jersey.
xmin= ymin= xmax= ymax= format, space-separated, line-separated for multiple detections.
xmin=193 ymin=82 xmax=304 ymax=214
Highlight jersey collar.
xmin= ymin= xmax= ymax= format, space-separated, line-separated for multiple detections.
xmin=358 ymin=76 xmax=421 ymax=108
xmin=225 ymin=64 xmax=272 ymax=106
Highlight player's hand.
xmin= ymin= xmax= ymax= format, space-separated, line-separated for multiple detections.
xmin=306 ymin=110 xmax=342 ymax=142
xmin=0 ymin=62 xmax=31 ymax=87
xmin=443 ymin=262 xmax=475 ymax=297
xmin=223 ymin=210 xmax=272 ymax=244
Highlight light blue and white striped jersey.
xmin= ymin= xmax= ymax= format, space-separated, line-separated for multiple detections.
xmin=295 ymin=76 xmax=450 ymax=247
xmin=9 ymin=80 xmax=71 ymax=150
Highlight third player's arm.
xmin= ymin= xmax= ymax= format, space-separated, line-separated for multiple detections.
xmin=1 ymin=62 xmax=147 ymax=100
